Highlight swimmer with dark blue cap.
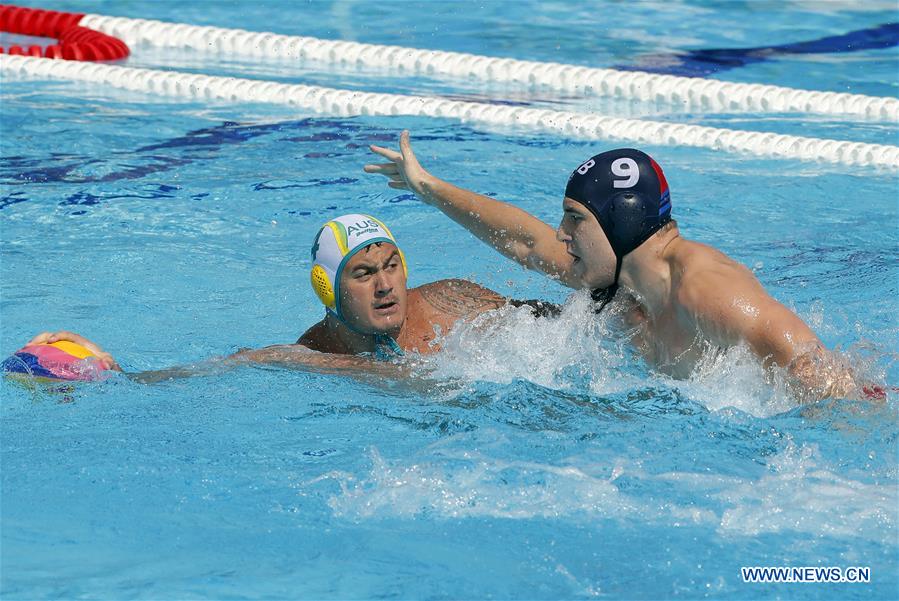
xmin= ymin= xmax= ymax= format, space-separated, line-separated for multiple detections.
xmin=366 ymin=131 xmax=883 ymax=403
xmin=562 ymin=148 xmax=671 ymax=310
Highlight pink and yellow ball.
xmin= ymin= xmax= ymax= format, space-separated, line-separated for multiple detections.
xmin=2 ymin=340 xmax=109 ymax=382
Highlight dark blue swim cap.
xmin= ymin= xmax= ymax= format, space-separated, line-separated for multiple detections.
xmin=565 ymin=148 xmax=671 ymax=259
xmin=564 ymin=148 xmax=672 ymax=309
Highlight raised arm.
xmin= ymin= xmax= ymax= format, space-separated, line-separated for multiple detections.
xmin=365 ymin=131 xmax=578 ymax=287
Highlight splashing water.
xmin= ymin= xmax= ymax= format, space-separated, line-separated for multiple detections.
xmin=424 ymin=290 xmax=647 ymax=395
xmin=415 ymin=290 xmax=857 ymax=418
xmin=318 ymin=434 xmax=895 ymax=551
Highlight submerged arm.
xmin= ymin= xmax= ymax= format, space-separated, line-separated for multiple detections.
xmin=365 ymin=131 xmax=577 ymax=286
xmin=131 ymin=345 xmax=411 ymax=384
xmin=24 ymin=331 xmax=409 ymax=384
xmin=685 ymin=271 xmax=872 ymax=403
xmin=226 ymin=345 xmax=410 ymax=378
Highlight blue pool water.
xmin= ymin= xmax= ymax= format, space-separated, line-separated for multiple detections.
xmin=2 ymin=1 xmax=897 ymax=599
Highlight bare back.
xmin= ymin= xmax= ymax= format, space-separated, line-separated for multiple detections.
xmin=400 ymin=279 xmax=509 ymax=352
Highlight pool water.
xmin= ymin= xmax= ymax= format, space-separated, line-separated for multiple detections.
xmin=1 ymin=1 xmax=897 ymax=599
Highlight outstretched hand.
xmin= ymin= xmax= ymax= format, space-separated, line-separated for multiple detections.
xmin=364 ymin=130 xmax=434 ymax=200
xmin=27 ymin=330 xmax=121 ymax=371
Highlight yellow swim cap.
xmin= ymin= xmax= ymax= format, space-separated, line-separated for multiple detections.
xmin=310 ymin=214 xmax=407 ymax=318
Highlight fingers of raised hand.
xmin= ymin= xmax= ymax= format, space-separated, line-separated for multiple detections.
xmin=364 ymin=163 xmax=406 ymax=185
xmin=388 ymin=181 xmax=409 ymax=190
xmin=369 ymin=144 xmax=402 ymax=161
xmin=399 ymin=130 xmax=417 ymax=164
xmin=363 ymin=163 xmax=399 ymax=175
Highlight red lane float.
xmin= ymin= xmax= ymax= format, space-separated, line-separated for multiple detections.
xmin=0 ymin=4 xmax=129 ymax=61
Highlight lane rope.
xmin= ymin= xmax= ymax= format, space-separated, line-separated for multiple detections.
xmin=78 ymin=12 xmax=899 ymax=121
xmin=3 ymin=54 xmax=897 ymax=170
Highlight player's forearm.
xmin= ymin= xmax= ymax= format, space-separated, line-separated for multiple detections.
xmin=129 ymin=345 xmax=407 ymax=383
xmin=229 ymin=345 xmax=409 ymax=377
xmin=127 ymin=356 xmax=238 ymax=383
xmin=129 ymin=364 xmax=220 ymax=384
xmin=417 ymin=175 xmax=553 ymax=266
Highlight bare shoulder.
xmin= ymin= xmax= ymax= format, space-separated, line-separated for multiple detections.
xmin=670 ymin=239 xmax=820 ymax=365
xmin=671 ymin=240 xmax=783 ymax=345
xmin=411 ymin=278 xmax=507 ymax=318
xmin=674 ymin=240 xmax=762 ymax=308
xmin=297 ymin=319 xmax=342 ymax=353
xmin=671 ymin=239 xmax=811 ymax=346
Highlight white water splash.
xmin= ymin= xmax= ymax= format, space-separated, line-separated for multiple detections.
xmin=323 ymin=444 xmax=656 ymax=522
xmin=420 ymin=290 xmax=811 ymax=416
xmin=424 ymin=290 xmax=646 ymax=395
xmin=317 ymin=439 xmax=896 ymax=548
xmin=677 ymin=343 xmax=798 ymax=417
xmin=716 ymin=440 xmax=897 ymax=540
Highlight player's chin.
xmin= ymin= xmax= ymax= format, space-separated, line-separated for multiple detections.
xmin=569 ymin=257 xmax=593 ymax=287
xmin=582 ymin=270 xmax=614 ymax=291
xmin=368 ymin=303 xmax=404 ymax=329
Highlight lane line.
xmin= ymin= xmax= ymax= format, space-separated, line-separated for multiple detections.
xmin=3 ymin=54 xmax=896 ymax=169
xmin=77 ymin=12 xmax=899 ymax=121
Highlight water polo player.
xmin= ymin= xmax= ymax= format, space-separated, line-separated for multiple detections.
xmin=365 ymin=131 xmax=883 ymax=402
xmin=8 ymin=213 xmax=555 ymax=382
xmin=274 ymin=212 xmax=554 ymax=359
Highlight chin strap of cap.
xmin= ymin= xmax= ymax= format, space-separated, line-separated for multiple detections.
xmin=591 ymin=254 xmax=622 ymax=314
xmin=328 ymin=308 xmax=405 ymax=359
xmin=374 ymin=334 xmax=404 ymax=360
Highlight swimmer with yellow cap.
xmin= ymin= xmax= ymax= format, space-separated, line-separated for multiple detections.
xmin=307 ymin=213 xmax=409 ymax=357
xmin=13 ymin=213 xmax=559 ymax=380
xmin=297 ymin=212 xmax=556 ymax=359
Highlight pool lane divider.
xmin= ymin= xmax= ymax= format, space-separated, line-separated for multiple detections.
xmin=76 ymin=12 xmax=899 ymax=121
xmin=0 ymin=5 xmax=129 ymax=61
xmin=2 ymin=54 xmax=897 ymax=170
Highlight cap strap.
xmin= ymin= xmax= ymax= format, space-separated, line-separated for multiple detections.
xmin=591 ymin=255 xmax=622 ymax=314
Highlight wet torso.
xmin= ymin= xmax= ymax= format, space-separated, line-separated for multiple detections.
xmin=624 ymin=239 xmax=751 ymax=378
